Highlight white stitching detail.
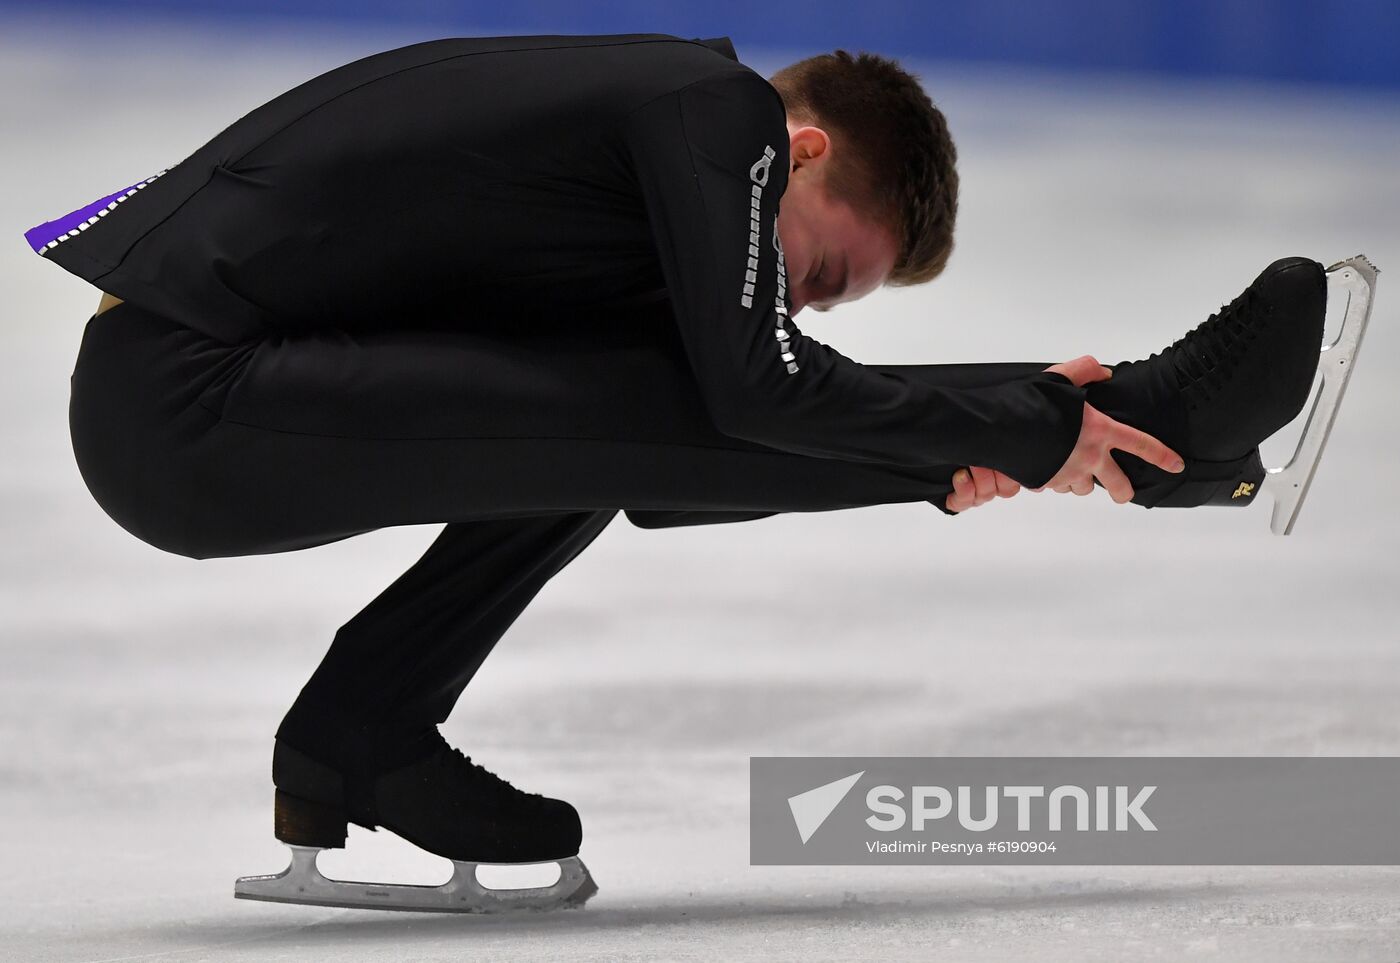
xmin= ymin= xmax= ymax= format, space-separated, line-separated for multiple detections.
xmin=740 ymin=146 xmax=774 ymax=310
xmin=773 ymin=215 xmax=798 ymax=374
xmin=739 ymin=145 xmax=797 ymax=373
xmin=39 ymin=168 xmax=170 ymax=257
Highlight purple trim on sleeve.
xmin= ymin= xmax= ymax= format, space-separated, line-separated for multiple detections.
xmin=24 ymin=168 xmax=170 ymax=255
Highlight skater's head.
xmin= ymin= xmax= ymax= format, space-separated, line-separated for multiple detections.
xmin=770 ymin=50 xmax=959 ymax=316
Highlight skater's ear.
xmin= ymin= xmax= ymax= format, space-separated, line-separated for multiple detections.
xmin=785 ymin=122 xmax=832 ymax=177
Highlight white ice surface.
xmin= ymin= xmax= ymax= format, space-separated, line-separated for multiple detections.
xmin=2 ymin=11 xmax=1400 ymax=963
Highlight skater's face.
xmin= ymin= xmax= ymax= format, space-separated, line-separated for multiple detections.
xmin=777 ymin=121 xmax=901 ymax=317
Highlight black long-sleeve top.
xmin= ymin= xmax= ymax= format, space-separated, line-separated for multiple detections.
xmin=25 ymin=32 xmax=1083 ymax=486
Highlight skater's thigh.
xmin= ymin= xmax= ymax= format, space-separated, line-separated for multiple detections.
xmin=209 ymin=309 xmax=741 ymax=448
xmin=71 ymin=303 xmax=971 ymax=561
xmin=185 ymin=315 xmax=964 ymax=555
xmin=211 ymin=317 xmax=1053 ymax=450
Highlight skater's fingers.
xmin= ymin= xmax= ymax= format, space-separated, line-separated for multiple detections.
xmin=1096 ymin=455 xmax=1136 ymax=504
xmin=1092 ymin=403 xmax=1181 ymax=473
xmin=970 ymin=466 xmax=998 ymax=504
xmin=947 ymin=467 xmax=1018 ymax=512
xmin=1045 ymin=354 xmax=1112 ymax=388
xmin=1111 ymin=421 xmax=1185 ymax=474
xmin=994 ymin=471 xmax=1021 ymax=498
xmin=946 ymin=468 xmax=975 ymax=512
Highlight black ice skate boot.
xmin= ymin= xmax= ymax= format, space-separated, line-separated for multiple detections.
xmin=270 ymin=727 xmax=582 ymax=864
xmin=1084 ymin=256 xmax=1327 ymax=509
xmin=235 ymin=727 xmax=595 ymax=912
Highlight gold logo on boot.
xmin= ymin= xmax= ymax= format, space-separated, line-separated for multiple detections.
xmin=1232 ymin=482 xmax=1256 ymax=499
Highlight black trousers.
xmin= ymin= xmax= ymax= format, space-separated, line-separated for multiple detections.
xmin=68 ymin=301 xmax=1048 ymax=769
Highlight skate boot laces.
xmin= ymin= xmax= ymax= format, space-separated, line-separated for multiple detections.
xmin=1161 ymin=286 xmax=1264 ymax=410
xmin=427 ymin=729 xmax=545 ymax=803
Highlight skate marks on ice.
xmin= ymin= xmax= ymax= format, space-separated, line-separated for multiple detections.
xmin=81 ymin=869 xmax=1400 ymax=963
xmin=58 ymin=918 xmax=352 ymax=963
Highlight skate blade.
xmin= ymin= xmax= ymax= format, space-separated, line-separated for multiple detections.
xmin=234 ymin=845 xmax=597 ymax=913
xmin=1261 ymin=254 xmax=1378 ymax=535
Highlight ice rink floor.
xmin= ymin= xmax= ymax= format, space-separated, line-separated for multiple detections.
xmin=3 ymin=12 xmax=1399 ymax=962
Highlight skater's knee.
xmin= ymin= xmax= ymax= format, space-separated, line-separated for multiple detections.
xmin=108 ymin=503 xmax=245 ymax=560
xmin=77 ymin=496 xmax=225 ymax=560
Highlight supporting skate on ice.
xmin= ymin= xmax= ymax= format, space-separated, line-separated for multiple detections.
xmin=1081 ymin=254 xmax=1377 ymax=533
xmin=234 ymin=729 xmax=596 ymax=913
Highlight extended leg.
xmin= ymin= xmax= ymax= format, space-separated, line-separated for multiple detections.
xmin=620 ymin=361 xmax=1052 ymax=529
xmin=69 ymin=303 xmax=998 ymax=561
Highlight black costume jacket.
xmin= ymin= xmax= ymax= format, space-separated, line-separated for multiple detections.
xmin=26 ymin=33 xmax=1082 ymax=485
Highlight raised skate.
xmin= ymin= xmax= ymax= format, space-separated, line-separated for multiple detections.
xmin=1084 ymin=254 xmax=1377 ymax=533
xmin=1258 ymin=255 xmax=1377 ymax=534
xmin=234 ymin=730 xmax=597 ymax=913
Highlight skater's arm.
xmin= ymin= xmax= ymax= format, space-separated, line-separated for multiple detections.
xmin=623 ymin=71 xmax=1086 ymax=488
xmin=943 ymin=357 xmax=1185 ymax=512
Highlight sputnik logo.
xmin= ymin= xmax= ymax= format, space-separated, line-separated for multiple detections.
xmin=787 ymin=771 xmax=864 ymax=844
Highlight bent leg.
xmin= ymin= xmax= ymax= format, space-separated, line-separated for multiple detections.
xmin=276 ymin=510 xmax=616 ymax=774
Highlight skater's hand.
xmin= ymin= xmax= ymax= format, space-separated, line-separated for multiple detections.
xmin=945 ymin=465 xmax=1021 ymax=512
xmin=1045 ymin=354 xmax=1114 ymax=388
xmin=1037 ymin=355 xmax=1185 ymax=503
